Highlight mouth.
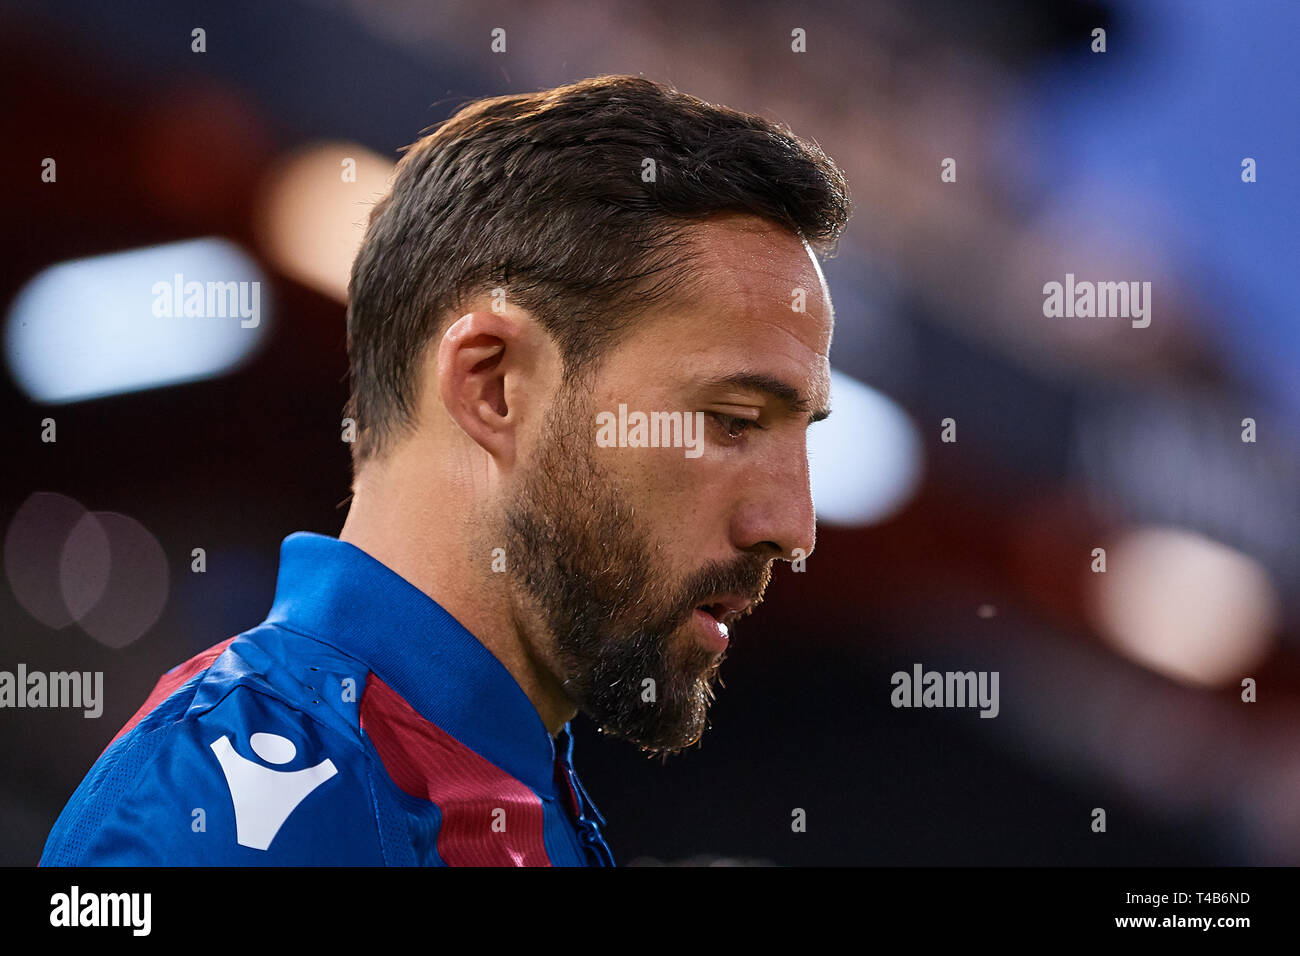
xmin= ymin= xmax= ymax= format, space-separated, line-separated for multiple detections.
xmin=696 ymin=593 xmax=754 ymax=624
xmin=691 ymin=607 xmax=730 ymax=654
xmin=690 ymin=595 xmax=754 ymax=654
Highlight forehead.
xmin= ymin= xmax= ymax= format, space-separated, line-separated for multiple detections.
xmin=614 ymin=213 xmax=834 ymax=396
xmin=679 ymin=213 xmax=832 ymax=330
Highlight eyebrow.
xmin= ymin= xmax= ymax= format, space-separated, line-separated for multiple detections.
xmin=700 ymin=371 xmax=831 ymax=424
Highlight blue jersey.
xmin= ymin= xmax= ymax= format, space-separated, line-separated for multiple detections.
xmin=40 ymin=532 xmax=614 ymax=866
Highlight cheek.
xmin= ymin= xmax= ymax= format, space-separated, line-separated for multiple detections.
xmin=652 ymin=455 xmax=738 ymax=546
xmin=596 ymin=446 xmax=725 ymax=529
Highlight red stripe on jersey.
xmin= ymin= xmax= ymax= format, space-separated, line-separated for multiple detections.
xmin=359 ymin=673 xmax=552 ymax=866
xmin=102 ymin=637 xmax=238 ymax=757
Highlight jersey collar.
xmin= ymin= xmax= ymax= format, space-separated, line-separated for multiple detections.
xmin=264 ymin=531 xmax=562 ymax=799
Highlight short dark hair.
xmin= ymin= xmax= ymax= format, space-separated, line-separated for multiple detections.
xmin=344 ymin=74 xmax=851 ymax=467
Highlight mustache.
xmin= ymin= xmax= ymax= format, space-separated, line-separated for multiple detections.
xmin=675 ymin=555 xmax=773 ymax=620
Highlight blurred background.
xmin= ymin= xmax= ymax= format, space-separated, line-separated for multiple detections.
xmin=2 ymin=0 xmax=1298 ymax=866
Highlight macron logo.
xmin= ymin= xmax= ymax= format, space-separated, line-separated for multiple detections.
xmin=210 ymin=732 xmax=338 ymax=851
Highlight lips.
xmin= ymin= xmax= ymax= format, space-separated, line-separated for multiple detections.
xmin=694 ymin=594 xmax=754 ymax=627
xmin=691 ymin=607 xmax=730 ymax=654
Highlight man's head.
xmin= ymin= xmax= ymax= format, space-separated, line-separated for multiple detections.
xmin=346 ymin=75 xmax=850 ymax=754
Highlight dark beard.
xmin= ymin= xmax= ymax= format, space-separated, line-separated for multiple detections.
xmin=503 ymin=387 xmax=771 ymax=753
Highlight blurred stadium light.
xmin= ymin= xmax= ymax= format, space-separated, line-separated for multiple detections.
xmin=4 ymin=238 xmax=268 ymax=403
xmin=809 ymin=367 xmax=924 ymax=526
xmin=255 ymin=142 xmax=394 ymax=301
xmin=1088 ymin=525 xmax=1279 ymax=687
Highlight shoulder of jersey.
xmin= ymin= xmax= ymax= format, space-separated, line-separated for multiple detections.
xmin=42 ymin=626 xmax=389 ymax=866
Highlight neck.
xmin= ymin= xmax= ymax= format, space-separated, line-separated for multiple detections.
xmin=339 ymin=443 xmax=578 ymax=735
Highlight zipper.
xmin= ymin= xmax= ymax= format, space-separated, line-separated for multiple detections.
xmin=555 ymin=726 xmax=615 ymax=866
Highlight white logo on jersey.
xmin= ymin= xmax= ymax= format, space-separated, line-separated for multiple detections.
xmin=210 ymin=732 xmax=337 ymax=850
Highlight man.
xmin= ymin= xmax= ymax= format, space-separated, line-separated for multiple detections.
xmin=41 ymin=75 xmax=850 ymax=866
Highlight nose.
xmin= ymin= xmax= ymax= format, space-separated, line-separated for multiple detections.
xmin=731 ymin=435 xmax=817 ymax=563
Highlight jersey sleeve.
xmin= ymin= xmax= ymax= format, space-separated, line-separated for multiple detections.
xmin=41 ymin=683 xmax=385 ymax=866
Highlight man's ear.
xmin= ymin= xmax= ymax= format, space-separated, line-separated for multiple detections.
xmin=435 ymin=308 xmax=531 ymax=468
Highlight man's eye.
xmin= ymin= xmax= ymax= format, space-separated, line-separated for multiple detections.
xmin=708 ymin=413 xmax=760 ymax=440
